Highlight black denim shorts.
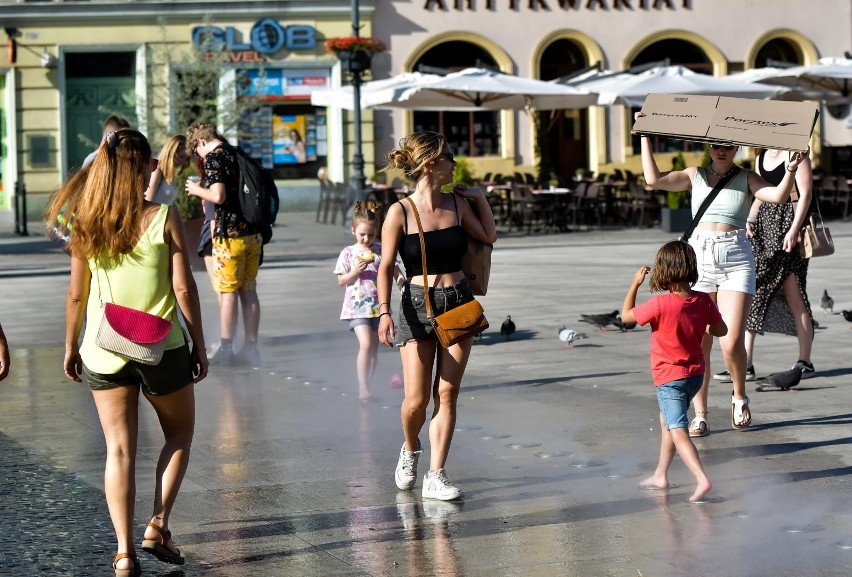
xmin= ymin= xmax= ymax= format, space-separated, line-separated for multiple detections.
xmin=396 ymin=278 xmax=474 ymax=345
xmin=83 ymin=343 xmax=194 ymax=396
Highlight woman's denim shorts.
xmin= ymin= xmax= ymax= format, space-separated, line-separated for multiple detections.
xmin=656 ymin=375 xmax=704 ymax=430
xmin=396 ymin=278 xmax=474 ymax=345
xmin=688 ymin=228 xmax=755 ymax=295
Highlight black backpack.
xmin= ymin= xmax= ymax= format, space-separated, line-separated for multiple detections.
xmin=229 ymin=145 xmax=280 ymax=238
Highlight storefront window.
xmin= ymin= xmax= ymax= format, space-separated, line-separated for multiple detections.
xmin=236 ymin=68 xmax=330 ymax=179
xmin=412 ymin=41 xmax=500 ymax=157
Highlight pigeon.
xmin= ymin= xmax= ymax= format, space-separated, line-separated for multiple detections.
xmin=821 ymin=289 xmax=834 ymax=315
xmin=558 ymin=326 xmax=588 ymax=348
xmin=842 ymin=310 xmax=852 ymax=322
xmin=613 ymin=315 xmax=637 ymax=332
xmin=757 ymin=367 xmax=803 ymax=391
xmin=579 ymin=310 xmax=620 ymax=331
xmin=500 ymin=315 xmax=516 ymax=339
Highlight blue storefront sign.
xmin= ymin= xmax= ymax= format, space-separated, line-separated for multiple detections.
xmin=192 ymin=18 xmax=316 ymax=54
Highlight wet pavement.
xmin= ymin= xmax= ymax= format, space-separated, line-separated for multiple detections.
xmin=1 ymin=214 xmax=851 ymax=576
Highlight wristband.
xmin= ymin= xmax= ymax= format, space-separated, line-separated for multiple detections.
xmin=379 ymin=312 xmax=391 ymax=318
xmin=787 ymin=165 xmax=798 ymax=172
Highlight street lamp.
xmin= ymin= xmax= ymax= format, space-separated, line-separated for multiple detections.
xmin=350 ymin=0 xmax=367 ymax=200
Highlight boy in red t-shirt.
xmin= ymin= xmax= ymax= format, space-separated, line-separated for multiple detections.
xmin=621 ymin=240 xmax=728 ymax=502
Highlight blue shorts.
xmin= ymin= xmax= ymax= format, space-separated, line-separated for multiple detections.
xmin=656 ymin=375 xmax=704 ymax=430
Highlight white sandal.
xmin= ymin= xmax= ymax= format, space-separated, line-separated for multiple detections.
xmin=731 ymin=394 xmax=751 ymax=429
xmin=689 ymin=415 xmax=709 ymax=437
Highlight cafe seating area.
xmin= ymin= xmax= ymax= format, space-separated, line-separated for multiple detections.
xmin=316 ymin=169 xmax=852 ymax=235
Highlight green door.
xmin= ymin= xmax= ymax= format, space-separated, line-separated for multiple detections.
xmin=66 ymin=78 xmax=136 ymax=170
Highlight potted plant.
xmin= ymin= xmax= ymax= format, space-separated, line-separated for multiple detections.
xmin=325 ymin=36 xmax=386 ymax=73
xmin=548 ymin=178 xmax=559 ymax=192
xmin=660 ymin=151 xmax=691 ymax=233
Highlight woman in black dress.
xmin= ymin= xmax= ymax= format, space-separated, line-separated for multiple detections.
xmin=743 ymin=148 xmax=815 ymax=378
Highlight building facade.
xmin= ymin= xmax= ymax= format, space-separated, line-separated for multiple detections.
xmin=0 ymin=0 xmax=377 ymax=223
xmin=0 ymin=0 xmax=849 ymax=224
xmin=370 ymin=0 xmax=851 ymax=182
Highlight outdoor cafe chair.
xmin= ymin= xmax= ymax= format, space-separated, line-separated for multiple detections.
xmin=835 ymin=176 xmax=851 ymax=219
xmin=317 ymin=179 xmax=348 ymax=225
xmin=627 ymin=182 xmax=660 ymax=228
xmin=819 ymin=175 xmax=838 ymax=216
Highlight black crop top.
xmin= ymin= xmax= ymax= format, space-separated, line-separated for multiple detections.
xmin=758 ymin=151 xmax=787 ymax=187
xmin=399 ymin=197 xmax=468 ymax=276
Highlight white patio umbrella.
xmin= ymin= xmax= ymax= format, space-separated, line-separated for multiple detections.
xmin=322 ymin=67 xmax=598 ymax=111
xmin=754 ymin=57 xmax=852 ymax=99
xmin=310 ymin=72 xmax=442 ymax=110
xmin=726 ymin=67 xmax=844 ymax=103
xmin=574 ymin=65 xmax=787 ymax=107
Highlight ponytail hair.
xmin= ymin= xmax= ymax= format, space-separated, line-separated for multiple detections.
xmin=352 ymin=200 xmax=382 ymax=228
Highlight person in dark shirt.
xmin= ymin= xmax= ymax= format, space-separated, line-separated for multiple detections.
xmin=185 ymin=123 xmax=262 ymax=367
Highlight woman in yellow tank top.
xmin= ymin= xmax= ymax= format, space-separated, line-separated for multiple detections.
xmin=46 ymin=129 xmax=208 ymax=577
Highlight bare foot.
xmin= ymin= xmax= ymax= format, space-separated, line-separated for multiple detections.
xmin=359 ymin=391 xmax=373 ymax=401
xmin=639 ymin=475 xmax=669 ymax=490
xmin=689 ymin=478 xmax=712 ymax=502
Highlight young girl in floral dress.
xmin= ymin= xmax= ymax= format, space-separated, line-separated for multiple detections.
xmin=334 ymin=202 xmax=403 ymax=400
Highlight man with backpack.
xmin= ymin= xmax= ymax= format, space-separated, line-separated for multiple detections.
xmin=185 ymin=122 xmax=263 ymax=367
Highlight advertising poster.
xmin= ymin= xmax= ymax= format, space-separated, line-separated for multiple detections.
xmin=273 ymin=115 xmax=307 ymax=164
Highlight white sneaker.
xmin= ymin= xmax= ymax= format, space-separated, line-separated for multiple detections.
xmin=422 ymin=469 xmax=462 ymax=501
xmin=395 ymin=442 xmax=421 ymax=490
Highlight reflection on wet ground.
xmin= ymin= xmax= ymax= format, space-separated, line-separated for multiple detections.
xmin=2 ymin=345 xmax=851 ymax=577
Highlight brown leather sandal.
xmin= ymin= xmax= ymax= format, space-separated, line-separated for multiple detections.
xmin=141 ymin=521 xmax=186 ymax=565
xmin=112 ymin=552 xmax=142 ymax=577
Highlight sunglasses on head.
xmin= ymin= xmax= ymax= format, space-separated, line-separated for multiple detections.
xmin=710 ymin=144 xmax=736 ymax=151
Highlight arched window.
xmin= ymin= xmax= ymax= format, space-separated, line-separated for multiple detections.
xmin=754 ymin=38 xmax=803 ymax=68
xmin=412 ymin=41 xmax=500 ymax=157
xmin=630 ymin=39 xmax=712 ymax=153
xmin=538 ymin=39 xmax=588 ymax=180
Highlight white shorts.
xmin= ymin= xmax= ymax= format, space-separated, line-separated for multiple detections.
xmin=688 ymin=229 xmax=755 ymax=295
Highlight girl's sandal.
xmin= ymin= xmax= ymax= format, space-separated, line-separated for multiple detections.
xmin=141 ymin=522 xmax=186 ymax=565
xmin=731 ymin=394 xmax=752 ymax=429
xmin=113 ymin=553 xmax=142 ymax=577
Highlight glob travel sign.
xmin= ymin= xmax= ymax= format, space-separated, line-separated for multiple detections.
xmin=192 ymin=18 xmax=316 ymax=62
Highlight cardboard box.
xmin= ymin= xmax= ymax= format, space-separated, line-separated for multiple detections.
xmin=632 ymin=93 xmax=819 ymax=151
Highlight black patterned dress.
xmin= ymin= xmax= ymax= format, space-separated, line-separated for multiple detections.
xmin=746 ymin=152 xmax=813 ymax=335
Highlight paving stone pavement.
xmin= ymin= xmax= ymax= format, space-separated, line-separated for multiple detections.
xmin=1 ymin=213 xmax=852 ymax=576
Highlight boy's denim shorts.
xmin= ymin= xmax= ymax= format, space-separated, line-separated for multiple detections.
xmin=688 ymin=229 xmax=755 ymax=295
xmin=656 ymin=375 xmax=704 ymax=430
xmin=396 ymin=278 xmax=474 ymax=346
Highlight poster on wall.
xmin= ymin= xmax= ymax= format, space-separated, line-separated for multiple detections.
xmin=273 ymin=115 xmax=308 ymax=164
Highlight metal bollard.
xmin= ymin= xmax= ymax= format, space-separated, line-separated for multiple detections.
xmin=14 ymin=180 xmax=28 ymax=236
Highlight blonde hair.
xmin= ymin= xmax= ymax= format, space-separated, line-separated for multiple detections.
xmin=382 ymin=131 xmax=447 ymax=184
xmin=45 ymin=128 xmax=152 ymax=261
xmin=157 ymin=135 xmax=187 ymax=184
xmin=649 ymin=240 xmax=698 ymax=292
xmin=352 ymin=200 xmax=381 ymax=229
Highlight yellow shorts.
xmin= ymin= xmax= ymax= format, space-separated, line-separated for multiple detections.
xmin=212 ymin=234 xmax=261 ymax=293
